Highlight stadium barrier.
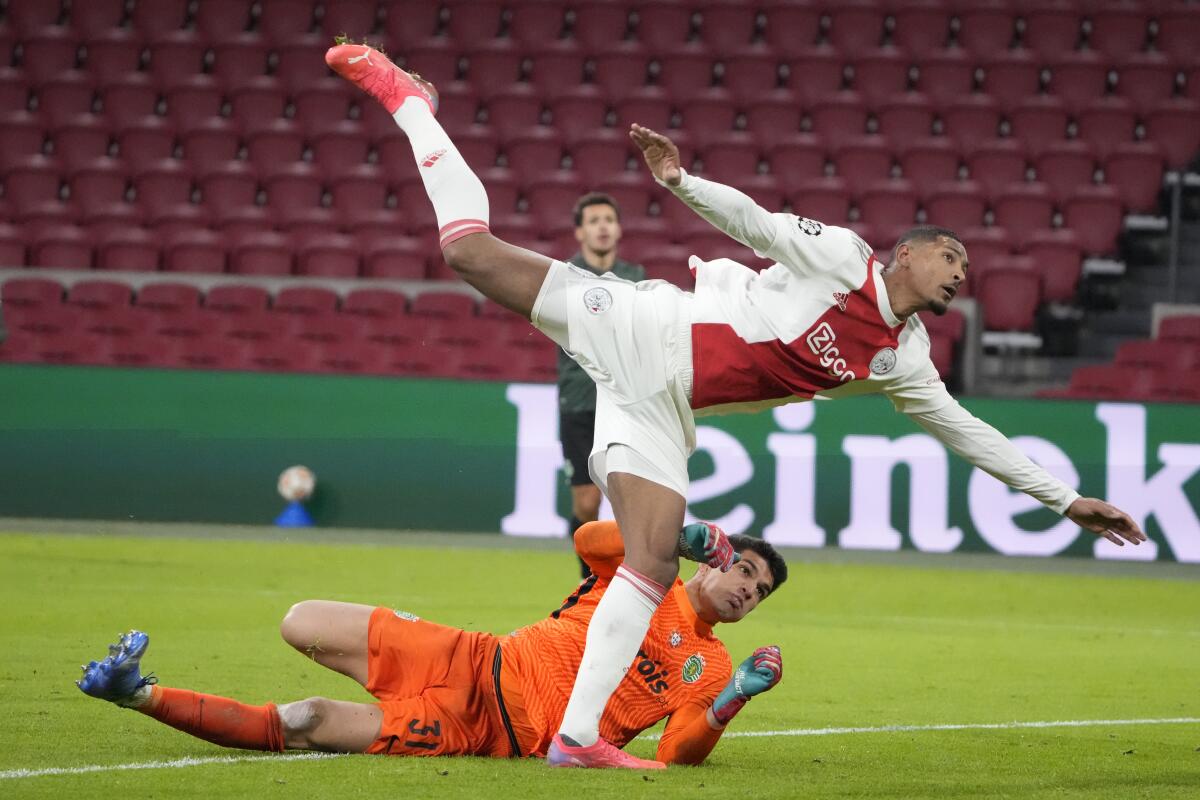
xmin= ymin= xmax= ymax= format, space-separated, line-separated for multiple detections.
xmin=1 ymin=365 xmax=1197 ymax=563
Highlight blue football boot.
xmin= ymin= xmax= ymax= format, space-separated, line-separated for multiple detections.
xmin=76 ymin=630 xmax=157 ymax=703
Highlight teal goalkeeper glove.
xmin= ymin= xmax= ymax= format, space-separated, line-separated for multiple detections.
xmin=711 ymin=646 xmax=783 ymax=725
xmin=679 ymin=522 xmax=740 ymax=572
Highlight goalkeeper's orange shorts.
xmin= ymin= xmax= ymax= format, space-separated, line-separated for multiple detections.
xmin=362 ymin=606 xmax=526 ymax=757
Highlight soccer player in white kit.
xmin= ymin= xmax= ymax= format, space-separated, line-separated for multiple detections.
xmin=325 ymin=43 xmax=1147 ymax=770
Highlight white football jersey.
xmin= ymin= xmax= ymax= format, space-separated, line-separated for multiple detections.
xmin=688 ymin=215 xmax=952 ymax=418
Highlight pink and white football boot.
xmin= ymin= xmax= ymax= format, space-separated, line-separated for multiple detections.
xmin=324 ymin=43 xmax=438 ymax=116
xmin=546 ymin=734 xmax=667 ymax=770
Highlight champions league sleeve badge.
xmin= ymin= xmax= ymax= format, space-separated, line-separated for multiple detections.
xmin=870 ymin=347 xmax=898 ymax=375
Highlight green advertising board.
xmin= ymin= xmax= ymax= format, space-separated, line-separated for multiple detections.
xmin=1 ymin=365 xmax=1197 ymax=562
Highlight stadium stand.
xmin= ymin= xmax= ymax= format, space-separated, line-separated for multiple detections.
xmin=0 ymin=0 xmax=1198 ymax=394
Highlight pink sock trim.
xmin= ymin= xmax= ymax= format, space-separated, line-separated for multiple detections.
xmin=439 ymin=218 xmax=490 ymax=247
xmin=614 ymin=564 xmax=668 ymax=605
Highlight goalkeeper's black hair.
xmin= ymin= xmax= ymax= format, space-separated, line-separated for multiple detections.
xmin=728 ymin=535 xmax=788 ymax=596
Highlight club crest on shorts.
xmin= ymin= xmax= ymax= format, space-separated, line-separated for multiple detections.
xmin=681 ymin=653 xmax=706 ymax=683
xmin=583 ymin=287 xmax=613 ymax=314
xmin=870 ymin=347 xmax=898 ymax=375
xmin=393 ymin=610 xmax=420 ymax=622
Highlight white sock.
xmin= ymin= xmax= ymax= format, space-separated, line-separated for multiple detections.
xmin=558 ymin=564 xmax=667 ymax=747
xmin=392 ymin=96 xmax=490 ymax=247
xmin=116 ymin=684 xmax=153 ymax=708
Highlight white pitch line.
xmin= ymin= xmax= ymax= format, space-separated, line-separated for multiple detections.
xmin=5 ymin=718 xmax=1197 ymax=779
xmin=644 ymin=716 xmax=1200 ymax=740
xmin=0 ymin=751 xmax=345 ymax=780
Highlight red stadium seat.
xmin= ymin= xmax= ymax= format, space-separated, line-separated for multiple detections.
xmin=199 ymin=162 xmax=260 ymax=210
xmin=484 ymin=86 xmax=546 ymax=139
xmin=1159 ymin=315 xmax=1200 ymax=343
xmin=827 ymin=1 xmax=886 ymax=51
xmin=785 ymin=48 xmax=845 ymax=105
xmin=1115 ymin=53 xmax=1178 ymax=115
xmin=858 ymin=179 xmax=918 ymax=227
xmin=914 ymin=50 xmax=975 ymax=104
xmin=163 ymin=75 xmax=226 ymax=129
xmin=131 ymin=0 xmax=188 ymax=36
xmin=967 ymin=139 xmax=1029 ymax=196
xmin=1105 ymin=142 xmax=1166 ymax=213
xmin=697 ymin=134 xmax=761 ymax=184
xmin=762 ymin=1 xmax=821 ymax=58
xmin=656 ymin=49 xmax=718 ymax=99
xmin=275 ymin=38 xmax=337 ymax=93
xmin=1156 ymin=5 xmax=1200 ymax=64
xmin=720 ymin=52 xmax=780 ymax=99
xmin=51 ymin=115 xmax=111 ymax=168
xmin=1062 ymin=184 xmax=1124 ymax=255
xmin=228 ymin=231 xmax=292 ymax=276
xmin=257 ymin=0 xmax=317 ymax=41
xmin=679 ymin=89 xmax=738 ymax=148
xmin=981 ymin=50 xmax=1042 ymax=111
xmin=21 ymin=27 xmax=80 ymax=82
xmin=570 ymin=129 xmax=634 ymax=186
xmin=955 ymin=1 xmax=1017 ymax=55
xmin=1076 ymin=96 xmax=1138 ymax=160
xmin=96 ymin=228 xmax=161 ymax=271
xmin=319 ymin=0 xmax=381 ymax=38
xmin=211 ymin=36 xmax=272 ymax=89
xmin=833 ymin=136 xmax=893 ymax=186
xmin=810 ymin=91 xmax=868 ymax=141
xmin=1022 ymin=228 xmax=1082 ymax=303
xmin=1115 ymin=339 xmax=1200 ymax=372
xmin=343 ymin=287 xmax=409 ymax=318
xmin=464 ymin=46 xmax=525 ymax=102
xmin=900 ymin=139 xmax=962 ymax=198
xmin=137 ymin=282 xmax=200 ymax=310
xmin=194 ymin=0 xmax=254 ymax=37
xmin=359 ymin=237 xmax=426 ymax=280
xmin=115 ymin=118 xmax=176 ymax=170
xmin=549 ymin=89 xmax=609 ymax=145
xmin=275 ymin=286 xmax=340 ymax=315
xmin=509 ymin=1 xmax=568 ymax=46
xmin=978 ymin=267 xmax=1040 ymax=332
xmin=245 ymin=120 xmax=305 ymax=170
xmin=924 ymin=181 xmax=987 ymax=230
xmin=445 ymin=0 xmax=504 ymax=46
xmin=785 ymin=177 xmax=851 ymax=225
xmin=37 ymin=72 xmax=97 ymax=124
xmin=1 ymin=277 xmax=64 ymax=308
xmin=133 ymin=159 xmax=194 ymax=208
xmin=569 ymin=5 xmax=631 ymax=50
xmin=327 ymin=165 xmax=388 ymax=213
xmin=0 ymin=111 xmax=46 ymax=170
xmin=7 ymin=0 xmax=65 ymax=33
xmin=875 ymin=93 xmax=935 ymax=151
xmin=525 ymin=173 xmax=587 ymax=228
xmin=307 ymin=122 xmax=369 ymax=172
xmin=100 ymin=74 xmax=161 ymax=126
xmin=503 ymin=128 xmax=567 ymax=177
xmin=852 ymin=48 xmax=912 ymax=107
xmin=82 ymin=29 xmax=144 ymax=82
xmin=297 ymin=238 xmax=361 ymax=278
xmin=228 ymin=77 xmax=289 ymax=131
xmin=206 ymin=284 xmax=270 ymax=312
xmin=68 ymin=279 xmax=132 ymax=309
xmin=941 ymin=95 xmax=1001 ymax=144
xmin=991 ymin=182 xmax=1054 ymax=238
xmin=1034 ymin=140 xmax=1097 ymax=203
xmin=410 ymin=291 xmax=477 ymax=319
xmin=612 ymin=88 xmax=674 ymax=138
xmin=1088 ymin=5 xmax=1149 ymax=59
xmin=1007 ymin=95 xmax=1069 ymax=152
xmin=6 ymin=154 xmax=66 ymax=208
xmin=1046 ymin=51 xmax=1109 ymax=114
xmin=146 ymin=31 xmax=207 ymax=85
xmin=592 ymin=45 xmax=654 ymax=97
xmin=1143 ymin=99 xmax=1200 ymax=170
xmin=698 ymin=2 xmax=760 ymax=55
xmin=164 ymin=229 xmax=227 ymax=274
xmin=891 ymin=1 xmax=951 ymax=52
xmin=1022 ymin=6 xmax=1082 ymax=59
xmin=747 ymin=98 xmax=806 ymax=151
xmin=766 ymin=134 xmax=825 ymax=185
xmin=180 ymin=118 xmax=242 ymax=166
xmin=634 ymin=4 xmax=693 ymax=51
xmin=527 ymin=51 xmax=588 ymax=102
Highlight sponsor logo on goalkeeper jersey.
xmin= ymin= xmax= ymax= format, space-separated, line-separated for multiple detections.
xmin=805 ymin=321 xmax=857 ymax=382
xmin=681 ymin=654 xmax=706 ymax=684
xmin=635 ymin=649 xmax=670 ymax=694
xmin=393 ymin=610 xmax=420 ymax=621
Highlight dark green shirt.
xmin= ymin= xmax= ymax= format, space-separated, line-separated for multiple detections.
xmin=557 ymin=253 xmax=646 ymax=413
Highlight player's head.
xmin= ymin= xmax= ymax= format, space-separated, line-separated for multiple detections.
xmin=573 ymin=192 xmax=622 ymax=259
xmin=887 ymin=225 xmax=969 ymax=316
xmin=689 ymin=535 xmax=788 ymax=624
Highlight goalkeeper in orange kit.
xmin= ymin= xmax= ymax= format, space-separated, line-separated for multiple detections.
xmin=76 ymin=521 xmax=786 ymax=767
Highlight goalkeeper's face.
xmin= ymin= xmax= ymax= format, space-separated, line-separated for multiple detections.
xmin=697 ymin=549 xmax=775 ymax=623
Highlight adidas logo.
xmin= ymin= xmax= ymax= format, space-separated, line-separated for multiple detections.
xmin=833 ymin=291 xmax=848 ymax=312
xmin=421 ymin=148 xmax=448 ymax=168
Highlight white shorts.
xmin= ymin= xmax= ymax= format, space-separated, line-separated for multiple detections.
xmin=530 ymin=260 xmax=695 ymax=497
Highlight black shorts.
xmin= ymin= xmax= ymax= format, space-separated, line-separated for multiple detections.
xmin=559 ymin=410 xmax=597 ymax=487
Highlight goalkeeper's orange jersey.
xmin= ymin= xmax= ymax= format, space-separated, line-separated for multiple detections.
xmin=498 ymin=521 xmax=731 ymax=764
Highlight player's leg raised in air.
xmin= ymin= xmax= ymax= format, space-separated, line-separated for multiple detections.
xmin=325 ymin=42 xmax=737 ymax=769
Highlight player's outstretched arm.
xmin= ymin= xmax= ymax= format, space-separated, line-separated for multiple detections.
xmin=630 ymin=123 xmax=781 ymax=256
xmin=909 ymin=402 xmax=1146 ymax=546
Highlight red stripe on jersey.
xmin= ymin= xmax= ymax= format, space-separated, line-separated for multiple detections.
xmin=691 ymin=256 xmax=904 ymax=411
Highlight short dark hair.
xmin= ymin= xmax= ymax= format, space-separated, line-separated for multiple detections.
xmin=728 ymin=535 xmax=788 ymax=596
xmin=891 ymin=225 xmax=962 ymax=262
xmin=573 ymin=192 xmax=620 ymax=227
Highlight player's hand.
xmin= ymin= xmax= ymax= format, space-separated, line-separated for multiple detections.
xmin=630 ymin=123 xmax=683 ymax=187
xmin=711 ymin=646 xmax=783 ymax=726
xmin=1065 ymin=497 xmax=1147 ymax=547
xmin=679 ymin=522 xmax=740 ymax=572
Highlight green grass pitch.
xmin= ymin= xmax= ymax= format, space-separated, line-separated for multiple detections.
xmin=2 ymin=525 xmax=1198 ymax=799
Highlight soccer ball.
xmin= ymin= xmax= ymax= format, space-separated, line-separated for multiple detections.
xmin=277 ymin=465 xmax=315 ymax=502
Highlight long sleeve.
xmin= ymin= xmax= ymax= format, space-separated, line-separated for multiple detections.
xmin=572 ymin=520 xmax=625 ymax=579
xmin=908 ymin=400 xmax=1081 ymax=514
xmin=654 ymin=698 xmax=725 ymax=765
xmin=662 ymin=169 xmax=781 ymax=255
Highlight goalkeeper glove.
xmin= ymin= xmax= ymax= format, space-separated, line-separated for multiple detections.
xmin=678 ymin=522 xmax=739 ymax=572
xmin=711 ymin=646 xmax=782 ymax=726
